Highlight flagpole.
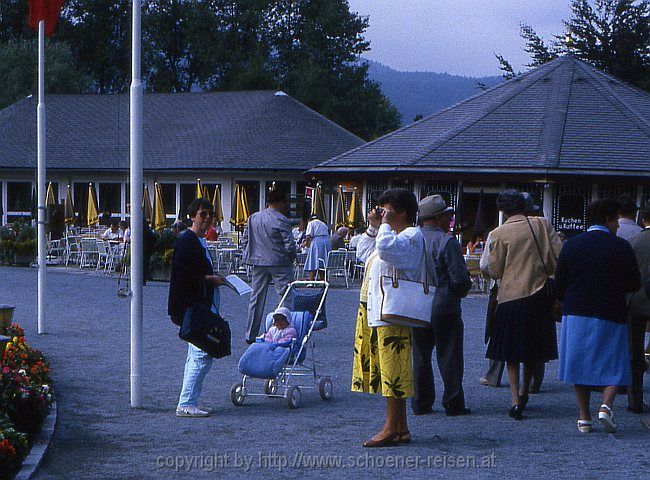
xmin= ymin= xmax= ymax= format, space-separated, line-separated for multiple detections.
xmin=130 ymin=0 xmax=144 ymax=408
xmin=37 ymin=19 xmax=46 ymax=335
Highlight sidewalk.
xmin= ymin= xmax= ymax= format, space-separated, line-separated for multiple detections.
xmin=1 ymin=267 xmax=647 ymax=479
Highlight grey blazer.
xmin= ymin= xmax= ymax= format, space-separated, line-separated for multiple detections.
xmin=241 ymin=207 xmax=297 ymax=267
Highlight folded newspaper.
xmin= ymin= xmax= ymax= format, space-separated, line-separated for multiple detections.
xmin=223 ymin=275 xmax=252 ymax=296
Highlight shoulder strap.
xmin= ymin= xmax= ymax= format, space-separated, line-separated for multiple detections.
xmin=525 ymin=217 xmax=549 ymax=276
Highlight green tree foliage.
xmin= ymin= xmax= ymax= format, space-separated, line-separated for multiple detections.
xmin=0 ymin=39 xmax=91 ymax=109
xmin=0 ymin=0 xmax=400 ymax=139
xmin=496 ymin=1 xmax=650 ymax=91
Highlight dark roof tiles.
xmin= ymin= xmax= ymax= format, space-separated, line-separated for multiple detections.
xmin=311 ymin=56 xmax=650 ymax=176
xmin=0 ymin=91 xmax=363 ymax=172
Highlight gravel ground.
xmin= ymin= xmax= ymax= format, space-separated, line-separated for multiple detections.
xmin=1 ymin=266 xmax=648 ymax=479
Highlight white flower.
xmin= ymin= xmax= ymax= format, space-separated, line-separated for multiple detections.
xmin=41 ymin=385 xmax=50 ymax=393
xmin=18 ymin=369 xmax=26 ymax=375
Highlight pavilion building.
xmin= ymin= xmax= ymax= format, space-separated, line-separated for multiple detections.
xmin=0 ymin=90 xmax=362 ymax=227
xmin=310 ymin=56 xmax=650 ymax=241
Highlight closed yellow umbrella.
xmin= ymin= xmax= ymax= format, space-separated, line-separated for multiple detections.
xmin=87 ymin=183 xmax=99 ymax=227
xmin=212 ymin=185 xmax=224 ymax=223
xmin=347 ymin=188 xmax=362 ymax=229
xmin=45 ymin=182 xmax=56 ymax=206
xmin=310 ymin=184 xmax=326 ymax=223
xmin=142 ymin=185 xmax=153 ymax=226
xmin=230 ymin=184 xmax=250 ymax=232
xmin=196 ymin=179 xmax=204 ymax=199
xmin=64 ymin=184 xmax=75 ymax=226
xmin=333 ymin=186 xmax=347 ymax=228
xmin=153 ymin=183 xmax=166 ymax=231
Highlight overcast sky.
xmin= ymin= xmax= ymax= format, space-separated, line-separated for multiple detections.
xmin=347 ymin=0 xmax=571 ymax=77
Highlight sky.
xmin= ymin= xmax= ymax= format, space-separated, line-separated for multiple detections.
xmin=347 ymin=0 xmax=572 ymax=77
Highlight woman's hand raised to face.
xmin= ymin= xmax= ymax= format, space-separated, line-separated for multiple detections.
xmin=367 ymin=209 xmax=382 ymax=229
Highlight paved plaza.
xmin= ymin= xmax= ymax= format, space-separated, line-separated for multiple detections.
xmin=1 ymin=266 xmax=648 ymax=479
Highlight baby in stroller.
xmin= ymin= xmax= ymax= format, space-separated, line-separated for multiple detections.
xmin=259 ymin=307 xmax=297 ymax=345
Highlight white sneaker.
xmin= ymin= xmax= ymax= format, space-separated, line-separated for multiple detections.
xmin=577 ymin=420 xmax=593 ymax=433
xmin=176 ymin=406 xmax=210 ymax=417
xmin=598 ymin=404 xmax=617 ymax=434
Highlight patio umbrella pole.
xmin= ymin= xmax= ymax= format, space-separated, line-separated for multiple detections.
xmin=37 ymin=20 xmax=46 ymax=335
xmin=130 ymin=0 xmax=144 ymax=408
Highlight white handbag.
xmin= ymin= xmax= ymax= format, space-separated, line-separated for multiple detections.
xmin=380 ymin=238 xmax=436 ymax=328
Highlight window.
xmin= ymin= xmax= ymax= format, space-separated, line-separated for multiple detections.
xmin=7 ymin=182 xmax=32 ymax=212
xmin=366 ymin=181 xmax=390 ymax=209
xmin=73 ymin=183 xmax=96 ymax=224
xmin=420 ymin=180 xmax=457 ymax=207
xmin=159 ymin=183 xmax=176 ymax=215
xmin=98 ymin=183 xmax=121 ymax=214
xmin=265 ymin=181 xmax=291 ymax=196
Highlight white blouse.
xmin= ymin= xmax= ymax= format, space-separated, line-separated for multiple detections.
xmin=366 ymin=224 xmax=426 ymax=327
xmin=306 ymin=219 xmax=329 ymax=238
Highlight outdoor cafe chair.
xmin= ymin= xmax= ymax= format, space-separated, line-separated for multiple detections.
xmin=96 ymin=240 xmax=110 ymax=272
xmin=294 ymin=252 xmax=308 ymax=279
xmin=319 ymin=250 xmax=349 ymax=289
xmin=79 ymin=237 xmax=99 ymax=268
xmin=64 ymin=236 xmax=81 ymax=266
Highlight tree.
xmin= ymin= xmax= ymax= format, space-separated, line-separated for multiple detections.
xmin=0 ymin=39 xmax=91 ymax=109
xmin=57 ymin=0 xmax=132 ymax=93
xmin=495 ymin=1 xmax=650 ymax=91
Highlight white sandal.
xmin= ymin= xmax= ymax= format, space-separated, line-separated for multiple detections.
xmin=598 ymin=404 xmax=617 ymax=434
xmin=577 ymin=420 xmax=593 ymax=433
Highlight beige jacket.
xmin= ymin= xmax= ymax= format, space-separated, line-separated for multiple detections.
xmin=628 ymin=228 xmax=650 ymax=318
xmin=487 ymin=215 xmax=562 ymax=304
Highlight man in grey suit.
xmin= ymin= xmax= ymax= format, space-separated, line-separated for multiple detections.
xmin=627 ymin=202 xmax=650 ymax=413
xmin=412 ymin=195 xmax=473 ymax=416
xmin=241 ymin=189 xmax=297 ymax=344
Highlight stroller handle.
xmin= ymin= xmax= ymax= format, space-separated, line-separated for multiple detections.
xmin=288 ymin=281 xmax=329 ymax=288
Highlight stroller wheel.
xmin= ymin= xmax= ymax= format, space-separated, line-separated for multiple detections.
xmin=230 ymin=382 xmax=245 ymax=406
xmin=286 ymin=386 xmax=301 ymax=409
xmin=317 ymin=377 xmax=333 ymax=400
xmin=264 ymin=379 xmax=278 ymax=396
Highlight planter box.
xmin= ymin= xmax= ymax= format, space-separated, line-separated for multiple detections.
xmin=0 ymin=304 xmax=15 ymax=330
xmin=150 ymin=265 xmax=171 ymax=282
xmin=14 ymin=253 xmax=36 ymax=267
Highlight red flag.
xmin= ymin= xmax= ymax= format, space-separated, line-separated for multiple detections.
xmin=27 ymin=0 xmax=63 ymax=37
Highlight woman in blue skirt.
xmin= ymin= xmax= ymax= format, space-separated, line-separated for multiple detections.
xmin=304 ymin=215 xmax=331 ymax=280
xmin=556 ymin=198 xmax=641 ymax=434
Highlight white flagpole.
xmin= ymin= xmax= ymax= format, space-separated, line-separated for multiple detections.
xmin=37 ymin=20 xmax=47 ymax=335
xmin=130 ymin=0 xmax=144 ymax=408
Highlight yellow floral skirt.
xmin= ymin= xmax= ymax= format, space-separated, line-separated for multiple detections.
xmin=351 ymin=303 xmax=414 ymax=398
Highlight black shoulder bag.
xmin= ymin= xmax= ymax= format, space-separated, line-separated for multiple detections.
xmin=525 ymin=217 xmax=561 ymax=322
xmin=179 ymin=290 xmax=231 ymax=359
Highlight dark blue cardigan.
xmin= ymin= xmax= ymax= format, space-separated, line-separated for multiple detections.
xmin=555 ymin=230 xmax=640 ymax=324
xmin=167 ymin=230 xmax=214 ymax=322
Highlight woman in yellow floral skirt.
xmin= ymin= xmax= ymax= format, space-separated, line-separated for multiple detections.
xmin=351 ymin=189 xmax=425 ymax=447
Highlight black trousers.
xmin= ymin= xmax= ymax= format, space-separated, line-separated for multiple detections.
xmin=628 ymin=315 xmax=648 ymax=408
xmin=412 ymin=313 xmax=466 ymax=413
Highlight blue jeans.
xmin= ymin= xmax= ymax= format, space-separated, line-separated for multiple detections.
xmin=177 ymin=289 xmax=220 ymax=408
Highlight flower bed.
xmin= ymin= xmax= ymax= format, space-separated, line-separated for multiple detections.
xmin=0 ymin=324 xmax=53 ymax=480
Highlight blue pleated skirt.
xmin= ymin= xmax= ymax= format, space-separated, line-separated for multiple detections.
xmin=558 ymin=315 xmax=631 ymax=386
xmin=304 ymin=236 xmax=331 ymax=271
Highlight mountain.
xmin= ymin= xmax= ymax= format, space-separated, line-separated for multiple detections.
xmin=365 ymin=59 xmax=503 ymax=125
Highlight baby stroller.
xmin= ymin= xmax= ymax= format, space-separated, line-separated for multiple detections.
xmin=230 ymin=281 xmax=332 ymax=409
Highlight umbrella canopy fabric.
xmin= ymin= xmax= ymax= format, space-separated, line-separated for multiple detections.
xmin=45 ymin=182 xmax=56 ymax=207
xmin=453 ymin=181 xmax=464 ymax=237
xmin=196 ymin=179 xmax=204 ymax=199
xmin=87 ymin=183 xmax=99 ymax=227
xmin=347 ymin=188 xmax=363 ymax=229
xmin=64 ymin=185 xmax=75 ymax=225
xmin=310 ymin=185 xmax=327 ymax=223
xmin=153 ymin=183 xmax=167 ymax=231
xmin=212 ymin=185 xmax=224 ymax=223
xmin=333 ymin=187 xmax=347 ymax=229
xmin=230 ymin=184 xmax=250 ymax=232
xmin=142 ymin=185 xmax=153 ymax=226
